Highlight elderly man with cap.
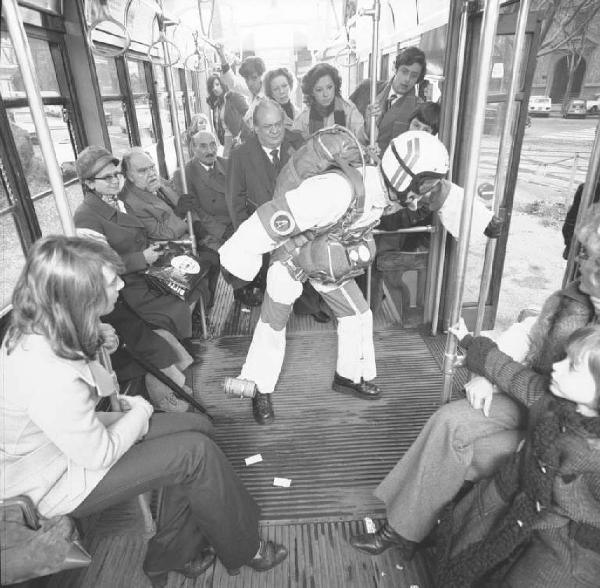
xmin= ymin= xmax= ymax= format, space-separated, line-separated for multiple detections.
xmin=73 ymin=146 xmax=195 ymax=412
xmin=219 ymin=131 xmax=454 ymax=425
xmin=119 ymin=147 xmax=220 ymax=309
xmin=173 ymin=131 xmax=233 ymax=251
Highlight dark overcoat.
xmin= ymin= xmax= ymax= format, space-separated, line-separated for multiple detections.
xmin=73 ymin=192 xmax=191 ymax=339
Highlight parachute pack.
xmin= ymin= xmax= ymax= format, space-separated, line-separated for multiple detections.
xmin=271 ymin=125 xmax=378 ymax=286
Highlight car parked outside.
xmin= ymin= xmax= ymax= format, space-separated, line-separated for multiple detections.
xmin=528 ymin=95 xmax=551 ymax=117
xmin=586 ymin=94 xmax=600 ymax=113
xmin=563 ymin=99 xmax=587 ymax=119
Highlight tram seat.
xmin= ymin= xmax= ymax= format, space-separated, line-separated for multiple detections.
xmin=377 ymin=250 xmax=429 ymax=326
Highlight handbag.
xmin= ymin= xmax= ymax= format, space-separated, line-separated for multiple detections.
xmin=1 ymin=495 xmax=91 ymax=584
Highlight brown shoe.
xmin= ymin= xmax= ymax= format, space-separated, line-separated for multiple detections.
xmin=349 ymin=522 xmax=416 ymax=558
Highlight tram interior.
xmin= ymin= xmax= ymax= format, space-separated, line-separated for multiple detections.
xmin=2 ymin=0 xmax=600 ymax=586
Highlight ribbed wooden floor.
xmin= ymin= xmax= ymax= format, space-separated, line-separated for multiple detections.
xmin=191 ymin=329 xmax=441 ymax=521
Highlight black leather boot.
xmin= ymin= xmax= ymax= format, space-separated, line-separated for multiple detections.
xmin=349 ymin=522 xmax=416 ymax=558
xmin=332 ymin=372 xmax=381 ymax=399
xmin=252 ymin=391 xmax=274 ymax=425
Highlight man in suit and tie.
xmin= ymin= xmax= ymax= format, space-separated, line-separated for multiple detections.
xmin=225 ymin=100 xmax=329 ymax=320
xmin=350 ymin=46 xmax=426 ymax=152
xmin=173 ymin=130 xmax=232 ymax=251
xmin=119 ymin=147 xmax=220 ymax=309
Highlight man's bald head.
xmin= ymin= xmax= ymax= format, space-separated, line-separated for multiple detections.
xmin=191 ymin=131 xmax=218 ymax=166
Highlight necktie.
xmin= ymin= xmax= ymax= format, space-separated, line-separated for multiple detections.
xmin=208 ymin=165 xmax=217 ymax=178
xmin=270 ymin=149 xmax=280 ymax=171
xmin=387 ymin=95 xmax=397 ymax=111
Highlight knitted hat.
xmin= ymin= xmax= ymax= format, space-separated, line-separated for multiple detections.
xmin=75 ymin=146 xmax=119 ymax=181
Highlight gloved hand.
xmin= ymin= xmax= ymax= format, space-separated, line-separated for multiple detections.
xmin=175 ymin=194 xmax=196 ymax=217
xmin=484 ymin=214 xmax=504 ymax=239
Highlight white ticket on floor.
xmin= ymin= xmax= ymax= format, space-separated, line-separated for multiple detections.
xmin=273 ymin=477 xmax=292 ymax=487
xmin=245 ymin=454 xmax=263 ymax=466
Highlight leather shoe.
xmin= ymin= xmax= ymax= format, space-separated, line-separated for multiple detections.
xmin=332 ymin=372 xmax=381 ymax=399
xmin=145 ymin=547 xmax=216 ymax=588
xmin=227 ymin=540 xmax=288 ymax=576
xmin=311 ymin=310 xmax=331 ymax=323
xmin=349 ymin=522 xmax=416 ymax=558
xmin=252 ymin=391 xmax=274 ymax=425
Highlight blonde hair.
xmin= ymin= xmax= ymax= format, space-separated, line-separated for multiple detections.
xmin=6 ymin=235 xmax=123 ymax=360
xmin=565 ymin=325 xmax=600 ymax=410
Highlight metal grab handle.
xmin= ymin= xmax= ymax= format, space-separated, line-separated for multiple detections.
xmin=87 ymin=0 xmax=131 ymax=58
xmin=147 ymin=35 xmax=181 ymax=66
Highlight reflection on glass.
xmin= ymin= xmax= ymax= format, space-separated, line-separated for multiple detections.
xmin=0 ymin=176 xmax=11 ymax=210
xmin=7 ymin=106 xmax=77 ymax=196
xmin=153 ymin=65 xmax=166 ymax=92
xmin=134 ymin=96 xmax=155 ymax=145
xmin=489 ymin=35 xmax=531 ymax=96
xmin=34 ymin=182 xmax=83 ymax=236
xmin=94 ymin=55 xmax=120 ymax=96
xmin=104 ymin=100 xmax=131 ymax=153
xmin=175 ymin=92 xmax=186 ymax=131
xmin=172 ymin=70 xmax=182 ymax=92
xmin=1 ymin=213 xmax=26 ymax=310
xmin=157 ymin=93 xmax=173 ymax=138
xmin=0 ymin=37 xmax=60 ymax=98
xmin=128 ymin=59 xmax=148 ymax=94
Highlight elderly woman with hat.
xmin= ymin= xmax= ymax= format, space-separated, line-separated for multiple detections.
xmin=72 ymin=146 xmax=194 ymax=411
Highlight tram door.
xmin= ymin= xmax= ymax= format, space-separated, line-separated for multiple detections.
xmin=443 ymin=4 xmax=543 ymax=330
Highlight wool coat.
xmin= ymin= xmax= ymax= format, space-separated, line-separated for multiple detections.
xmin=74 ymin=192 xmax=192 ymax=339
xmin=173 ymin=156 xmax=232 ymax=243
xmin=119 ymin=180 xmax=188 ymax=241
xmin=0 ymin=334 xmax=150 ymax=517
xmin=226 ymin=130 xmax=304 ymax=228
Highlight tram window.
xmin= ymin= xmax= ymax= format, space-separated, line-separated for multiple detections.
xmin=185 ymin=70 xmax=198 ymax=114
xmin=93 ymin=55 xmax=120 ymax=96
xmin=0 ymin=37 xmax=60 ymax=98
xmin=6 ymin=105 xmax=77 ymax=196
xmin=33 ymin=182 xmax=83 ymax=237
xmin=128 ymin=59 xmax=148 ymax=94
xmin=489 ymin=36 xmax=529 ymax=95
xmin=1 ymin=213 xmax=26 ymax=310
xmin=133 ymin=96 xmax=155 ymax=146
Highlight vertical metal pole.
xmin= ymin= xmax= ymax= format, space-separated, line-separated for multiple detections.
xmin=364 ymin=0 xmax=381 ymax=308
xmin=566 ymin=152 xmax=578 ymax=201
xmin=441 ymin=0 xmax=502 ymax=404
xmin=430 ymin=0 xmax=470 ymax=335
xmin=159 ymin=15 xmax=197 ymax=256
xmin=367 ymin=0 xmax=381 ymax=155
xmin=474 ymin=0 xmax=531 ymax=335
xmin=563 ymin=120 xmax=600 ymax=286
xmin=2 ymin=0 xmax=75 ymax=236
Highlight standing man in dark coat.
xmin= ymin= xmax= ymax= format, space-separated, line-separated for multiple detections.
xmin=350 ymin=46 xmax=426 ymax=152
xmin=173 ymin=130 xmax=233 ymax=251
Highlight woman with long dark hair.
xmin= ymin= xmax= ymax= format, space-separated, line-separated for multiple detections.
xmin=206 ymin=74 xmax=250 ymax=157
xmin=264 ymin=67 xmax=297 ymax=129
xmin=0 ymin=236 xmax=288 ymax=587
xmin=293 ymin=62 xmax=366 ymax=142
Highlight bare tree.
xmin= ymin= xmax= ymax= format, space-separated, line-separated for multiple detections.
xmin=532 ymin=0 xmax=600 ymax=107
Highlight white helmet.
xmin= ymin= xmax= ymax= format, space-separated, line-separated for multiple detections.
xmin=381 ymin=130 xmax=449 ymax=194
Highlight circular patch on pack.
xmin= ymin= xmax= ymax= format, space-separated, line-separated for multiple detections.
xmin=269 ymin=211 xmax=295 ymax=236
xmin=171 ymin=255 xmax=200 ymax=274
xmin=358 ymin=244 xmax=371 ymax=262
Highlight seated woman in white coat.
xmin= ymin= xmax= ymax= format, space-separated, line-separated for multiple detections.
xmin=0 ymin=236 xmax=287 ymax=587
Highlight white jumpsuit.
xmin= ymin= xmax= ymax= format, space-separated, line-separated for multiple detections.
xmin=219 ymin=169 xmax=389 ymax=394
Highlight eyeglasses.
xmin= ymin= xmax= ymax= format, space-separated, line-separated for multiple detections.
xmin=92 ymin=172 xmax=123 ymax=182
